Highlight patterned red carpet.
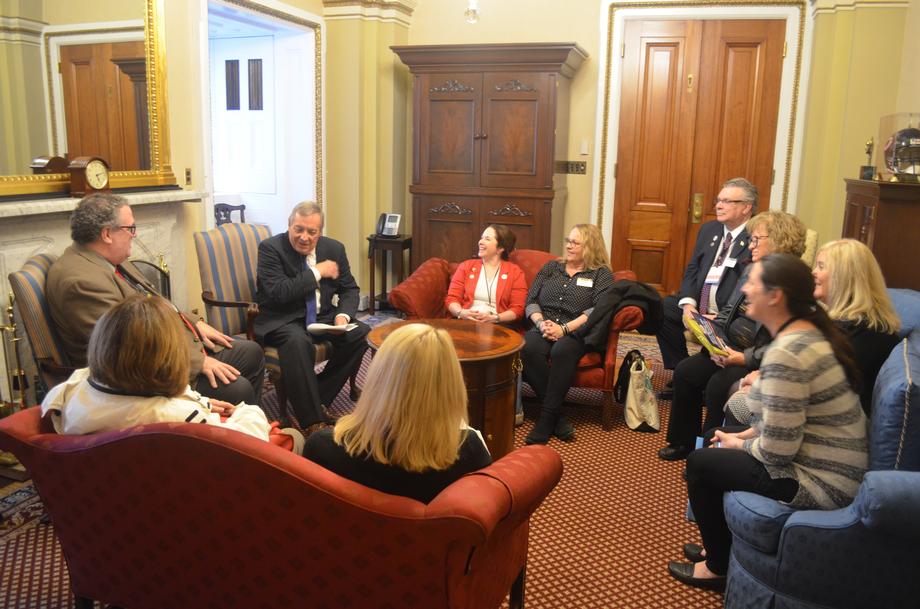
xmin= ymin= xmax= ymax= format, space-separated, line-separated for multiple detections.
xmin=0 ymin=330 xmax=722 ymax=609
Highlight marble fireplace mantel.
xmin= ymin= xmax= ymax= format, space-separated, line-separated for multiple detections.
xmin=0 ymin=189 xmax=204 ymax=403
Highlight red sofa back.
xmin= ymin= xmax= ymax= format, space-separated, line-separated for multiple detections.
xmin=0 ymin=406 xmax=562 ymax=609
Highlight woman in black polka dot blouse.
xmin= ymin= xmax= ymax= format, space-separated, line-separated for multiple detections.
xmin=521 ymin=224 xmax=614 ymax=444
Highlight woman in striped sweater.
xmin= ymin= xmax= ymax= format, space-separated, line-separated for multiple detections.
xmin=668 ymin=253 xmax=868 ymax=592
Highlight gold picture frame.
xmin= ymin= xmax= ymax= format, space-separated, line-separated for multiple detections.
xmin=0 ymin=0 xmax=176 ymax=197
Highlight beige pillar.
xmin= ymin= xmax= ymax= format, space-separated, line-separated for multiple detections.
xmin=796 ymin=1 xmax=909 ymax=244
xmin=323 ymin=0 xmax=414 ymax=305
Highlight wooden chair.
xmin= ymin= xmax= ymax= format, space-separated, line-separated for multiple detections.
xmin=7 ymin=254 xmax=75 ymax=393
xmin=213 ymin=202 xmax=246 ymax=225
xmin=193 ymin=224 xmax=357 ymax=421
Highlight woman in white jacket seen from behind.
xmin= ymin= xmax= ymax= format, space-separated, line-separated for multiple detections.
xmin=42 ymin=293 xmax=303 ymax=453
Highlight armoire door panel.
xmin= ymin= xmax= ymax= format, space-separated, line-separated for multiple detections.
xmin=418 ymin=73 xmax=481 ymax=187
xmin=480 ymin=72 xmax=552 ymax=189
xmin=418 ymin=195 xmax=480 ymax=262
xmin=481 ymin=197 xmax=541 ymax=250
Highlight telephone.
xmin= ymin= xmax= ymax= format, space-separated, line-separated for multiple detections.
xmin=375 ymin=212 xmax=401 ymax=237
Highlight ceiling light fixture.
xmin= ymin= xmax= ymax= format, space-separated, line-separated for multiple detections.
xmin=464 ymin=0 xmax=480 ymax=24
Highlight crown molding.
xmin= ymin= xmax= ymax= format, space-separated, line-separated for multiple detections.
xmin=810 ymin=0 xmax=908 ymax=15
xmin=323 ymin=0 xmax=416 ymax=26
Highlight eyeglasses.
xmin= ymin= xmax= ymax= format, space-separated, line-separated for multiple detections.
xmin=116 ymin=225 xmax=137 ymax=236
xmin=563 ymin=238 xmax=582 ymax=247
xmin=714 ymin=198 xmax=750 ymax=206
xmin=750 ymin=234 xmax=769 ymax=246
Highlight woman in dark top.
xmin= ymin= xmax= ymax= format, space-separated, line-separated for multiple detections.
xmin=727 ymin=238 xmax=901 ymax=424
xmin=813 ymin=239 xmax=900 ymax=414
xmin=303 ymin=323 xmax=491 ymax=503
xmin=658 ymin=211 xmax=807 ymax=460
xmin=522 ymin=223 xmax=613 ymax=445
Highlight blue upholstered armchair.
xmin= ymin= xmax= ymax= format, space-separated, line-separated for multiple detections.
xmin=723 ymin=290 xmax=920 ymax=609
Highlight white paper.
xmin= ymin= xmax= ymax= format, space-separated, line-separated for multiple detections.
xmin=307 ymin=322 xmax=358 ymax=334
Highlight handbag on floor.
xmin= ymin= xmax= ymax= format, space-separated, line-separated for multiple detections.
xmin=616 ymin=350 xmax=660 ymax=432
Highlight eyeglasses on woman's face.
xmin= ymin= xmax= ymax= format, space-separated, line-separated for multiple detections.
xmin=563 ymin=238 xmax=582 ymax=247
xmin=749 ymin=234 xmax=770 ymax=247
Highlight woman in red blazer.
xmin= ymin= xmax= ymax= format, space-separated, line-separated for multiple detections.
xmin=445 ymin=224 xmax=528 ymax=323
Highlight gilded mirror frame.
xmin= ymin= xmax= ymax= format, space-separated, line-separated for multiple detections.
xmin=0 ymin=0 xmax=176 ymax=197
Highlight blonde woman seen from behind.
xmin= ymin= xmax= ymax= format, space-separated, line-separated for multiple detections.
xmin=303 ymin=323 xmax=492 ymax=503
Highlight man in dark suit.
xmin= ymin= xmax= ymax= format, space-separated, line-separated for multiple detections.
xmin=656 ymin=177 xmax=756 ymax=384
xmin=254 ymin=202 xmax=370 ymax=430
xmin=47 ymin=193 xmax=265 ymax=405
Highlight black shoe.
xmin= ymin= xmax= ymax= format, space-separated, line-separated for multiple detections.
xmin=525 ymin=414 xmax=555 ymax=445
xmin=667 ymin=561 xmax=726 ymax=592
xmin=321 ymin=405 xmax=338 ymax=424
xmin=658 ymin=444 xmax=692 ymax=461
xmin=553 ymin=416 xmax=576 ymax=442
xmin=683 ymin=543 xmax=706 ymax=563
xmin=657 ymin=380 xmax=674 ymax=400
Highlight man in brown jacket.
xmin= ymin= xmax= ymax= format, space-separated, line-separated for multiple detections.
xmin=47 ymin=193 xmax=264 ymax=405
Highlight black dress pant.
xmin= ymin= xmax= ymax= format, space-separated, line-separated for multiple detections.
xmin=656 ymin=294 xmax=691 ymax=370
xmin=264 ymin=320 xmax=370 ymax=426
xmin=666 ymin=350 xmax=748 ymax=447
xmin=521 ymin=330 xmax=586 ymax=418
xmin=193 ymin=338 xmax=265 ymax=406
xmin=685 ymin=445 xmax=798 ymax=575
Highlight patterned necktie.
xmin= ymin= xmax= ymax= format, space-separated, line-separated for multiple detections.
xmin=699 ymin=233 xmax=733 ymax=314
xmin=304 ymin=258 xmax=317 ymax=326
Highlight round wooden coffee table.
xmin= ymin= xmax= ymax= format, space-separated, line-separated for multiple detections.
xmin=367 ymin=319 xmax=523 ymax=459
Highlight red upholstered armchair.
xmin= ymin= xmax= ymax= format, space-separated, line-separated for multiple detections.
xmin=389 ymin=250 xmax=645 ymax=429
xmin=0 ymin=406 xmax=562 ymax=609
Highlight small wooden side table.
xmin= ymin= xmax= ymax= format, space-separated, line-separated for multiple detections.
xmin=366 ymin=234 xmax=412 ymax=314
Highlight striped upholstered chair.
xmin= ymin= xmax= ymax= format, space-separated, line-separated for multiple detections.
xmin=194 ymin=224 xmax=356 ymax=420
xmin=8 ymin=254 xmax=75 ymax=392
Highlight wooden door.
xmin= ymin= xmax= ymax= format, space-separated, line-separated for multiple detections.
xmin=480 ymin=72 xmax=553 ymax=189
xmin=416 ymin=73 xmax=482 ymax=187
xmin=612 ymin=19 xmax=785 ymax=293
xmin=60 ymin=41 xmax=148 ymax=171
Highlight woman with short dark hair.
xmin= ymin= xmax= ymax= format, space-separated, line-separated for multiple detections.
xmin=41 ymin=294 xmax=301 ymax=452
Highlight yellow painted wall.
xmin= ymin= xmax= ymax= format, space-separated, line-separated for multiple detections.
xmin=41 ymin=0 xmax=143 ymax=25
xmin=406 ymin=0 xmax=603 ymax=241
xmin=896 ymin=0 xmax=920 ymax=112
xmin=796 ymin=4 xmax=907 ymax=245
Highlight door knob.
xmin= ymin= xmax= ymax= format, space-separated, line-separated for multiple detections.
xmin=691 ymin=193 xmax=704 ymax=223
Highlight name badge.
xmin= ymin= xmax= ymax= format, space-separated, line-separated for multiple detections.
xmin=724 ymin=257 xmax=738 ymax=268
xmin=576 ymin=277 xmax=594 ymax=288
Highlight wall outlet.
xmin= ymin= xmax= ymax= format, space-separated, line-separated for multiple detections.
xmin=555 ymin=160 xmax=587 ymax=175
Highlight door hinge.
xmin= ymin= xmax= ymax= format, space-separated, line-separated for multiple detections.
xmin=783 ymin=41 xmax=787 ymax=58
xmin=614 ymin=162 xmax=618 ymax=178
xmin=772 ymin=170 xmax=776 ymax=185
xmin=621 ymin=43 xmax=625 ymax=59
xmin=57 ymin=61 xmax=62 ymax=73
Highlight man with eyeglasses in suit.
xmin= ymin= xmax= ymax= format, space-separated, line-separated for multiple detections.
xmin=655 ymin=177 xmax=756 ymax=399
xmin=47 ymin=193 xmax=265 ymax=405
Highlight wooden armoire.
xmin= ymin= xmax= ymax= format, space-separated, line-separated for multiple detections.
xmin=391 ymin=43 xmax=586 ymax=268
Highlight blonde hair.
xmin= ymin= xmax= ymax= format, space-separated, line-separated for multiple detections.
xmin=333 ymin=323 xmax=469 ymax=472
xmin=817 ymin=239 xmax=900 ymax=334
xmin=88 ymin=294 xmax=189 ymax=397
xmin=746 ymin=211 xmax=808 ymax=257
xmin=567 ymin=224 xmax=611 ymax=271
